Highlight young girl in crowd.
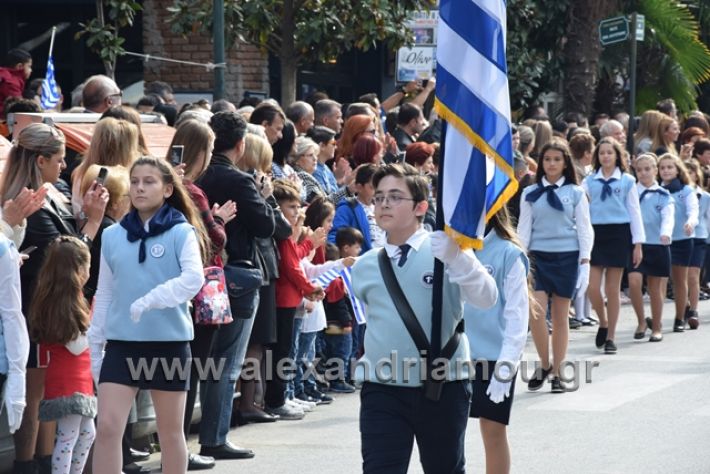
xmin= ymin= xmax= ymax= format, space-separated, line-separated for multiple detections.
xmin=88 ymin=157 xmax=207 ymax=473
xmin=583 ymin=137 xmax=645 ymax=354
xmin=628 ymin=154 xmax=674 ymax=342
xmin=658 ymin=153 xmax=699 ymax=332
xmin=464 ymin=206 xmax=529 ymax=473
xmin=30 ymin=236 xmax=96 ymax=474
xmin=684 ymin=160 xmax=709 ymax=329
xmin=519 ymin=139 xmax=593 ymax=391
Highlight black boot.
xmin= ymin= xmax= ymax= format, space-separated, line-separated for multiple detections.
xmin=13 ymin=459 xmax=37 ymax=473
xmin=35 ymin=455 xmax=52 ymax=474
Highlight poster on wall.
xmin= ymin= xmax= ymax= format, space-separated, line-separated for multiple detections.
xmin=396 ymin=10 xmax=438 ymax=82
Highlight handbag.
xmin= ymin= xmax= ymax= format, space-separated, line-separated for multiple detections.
xmin=223 ymin=260 xmax=263 ymax=318
xmin=193 ymin=267 xmax=233 ymax=325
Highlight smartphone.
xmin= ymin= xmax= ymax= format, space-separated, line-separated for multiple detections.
xmin=96 ymin=167 xmax=108 ymax=187
xmin=170 ymin=145 xmax=185 ymax=166
xmin=20 ymin=245 xmax=37 ymax=255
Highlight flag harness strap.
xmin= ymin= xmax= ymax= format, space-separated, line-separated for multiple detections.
xmin=377 ymin=249 xmax=464 ymax=401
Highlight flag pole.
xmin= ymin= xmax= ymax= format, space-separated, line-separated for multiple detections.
xmin=431 ymin=121 xmax=447 ymax=365
xmin=47 ymin=26 xmax=57 ymax=59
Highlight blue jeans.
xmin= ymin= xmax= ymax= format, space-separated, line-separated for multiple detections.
xmin=198 ymin=293 xmax=258 ymax=447
xmin=286 ymin=316 xmax=304 ymax=399
xmin=325 ymin=332 xmax=353 ymax=381
xmin=294 ymin=331 xmax=317 ymax=395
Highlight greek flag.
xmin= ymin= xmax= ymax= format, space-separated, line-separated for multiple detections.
xmin=40 ymin=56 xmax=61 ymax=110
xmin=340 ymin=267 xmax=366 ymax=325
xmin=312 ymin=268 xmax=342 ymax=289
xmin=434 ymin=0 xmax=517 ymax=249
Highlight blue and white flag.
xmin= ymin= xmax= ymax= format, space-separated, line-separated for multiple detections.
xmin=340 ymin=267 xmax=366 ymax=325
xmin=312 ymin=267 xmax=342 ymax=289
xmin=40 ymin=56 xmax=61 ymax=110
xmin=435 ymin=0 xmax=517 ymax=249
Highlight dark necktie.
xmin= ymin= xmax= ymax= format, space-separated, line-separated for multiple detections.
xmin=398 ymin=244 xmax=411 ymax=267
xmin=600 ymin=178 xmax=618 ymax=201
xmin=640 ymin=188 xmax=661 ymax=201
xmin=525 ymin=183 xmax=563 ymax=211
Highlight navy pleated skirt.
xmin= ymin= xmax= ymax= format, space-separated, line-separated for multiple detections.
xmin=530 ymin=250 xmax=579 ymax=299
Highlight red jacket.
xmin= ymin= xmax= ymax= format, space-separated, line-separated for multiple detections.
xmin=0 ymin=67 xmax=26 ymax=116
xmin=276 ymin=237 xmax=316 ymax=308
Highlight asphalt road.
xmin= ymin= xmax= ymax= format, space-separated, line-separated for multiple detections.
xmin=139 ymin=298 xmax=710 ymax=473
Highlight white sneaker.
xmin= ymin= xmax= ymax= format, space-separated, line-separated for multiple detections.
xmin=265 ymin=402 xmax=304 ymax=420
xmin=289 ymin=398 xmax=315 ymax=411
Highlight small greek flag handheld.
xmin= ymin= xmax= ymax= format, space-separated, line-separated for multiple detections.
xmin=312 ymin=268 xmax=342 ymax=289
xmin=340 ymin=267 xmax=366 ymax=325
xmin=40 ymin=55 xmax=61 ymax=110
xmin=434 ymin=0 xmax=517 ymax=249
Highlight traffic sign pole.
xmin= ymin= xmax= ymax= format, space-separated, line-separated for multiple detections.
xmin=628 ymin=12 xmax=638 ymax=157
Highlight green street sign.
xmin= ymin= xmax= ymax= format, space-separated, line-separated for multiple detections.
xmin=599 ymin=16 xmax=629 ymax=46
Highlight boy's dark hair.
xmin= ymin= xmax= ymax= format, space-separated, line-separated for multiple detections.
xmin=693 ymin=138 xmax=710 ymax=158
xmin=137 ymin=95 xmax=161 ymax=107
xmin=249 ymin=102 xmax=286 ymax=125
xmin=355 ymin=163 xmax=377 ymax=185
xmin=272 ymin=178 xmax=301 ymax=203
xmin=325 ymin=243 xmax=340 ymax=261
xmin=397 ymin=103 xmax=422 ymax=126
xmin=6 ymin=98 xmax=41 ymax=115
xmin=5 ymin=48 xmax=31 ymax=67
xmin=372 ymin=163 xmax=429 ymax=204
xmin=336 ymin=227 xmax=364 ymax=249
xmin=306 ymin=125 xmax=336 ymax=145
xmin=210 ymin=111 xmax=248 ymax=153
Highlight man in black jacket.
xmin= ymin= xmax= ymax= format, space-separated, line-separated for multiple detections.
xmin=196 ymin=111 xmax=276 ymax=460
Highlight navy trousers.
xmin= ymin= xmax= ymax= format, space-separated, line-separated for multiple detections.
xmin=360 ymin=380 xmax=471 ymax=474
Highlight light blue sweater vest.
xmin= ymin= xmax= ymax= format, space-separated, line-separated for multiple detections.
xmin=670 ymin=185 xmax=696 ymax=241
xmin=101 ymin=222 xmax=195 ymax=342
xmin=464 ymin=232 xmax=528 ymax=361
xmin=584 ymin=172 xmax=635 ymax=224
xmin=640 ymin=188 xmax=673 ymax=245
xmin=351 ymin=237 xmax=471 ymax=387
xmin=522 ymin=183 xmax=584 ymax=252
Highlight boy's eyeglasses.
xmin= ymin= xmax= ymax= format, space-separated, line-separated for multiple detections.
xmin=374 ymin=194 xmax=417 ymax=206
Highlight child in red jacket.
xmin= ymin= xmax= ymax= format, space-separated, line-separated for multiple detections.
xmin=0 ymin=49 xmax=32 ymax=117
xmin=265 ymin=179 xmax=326 ymax=420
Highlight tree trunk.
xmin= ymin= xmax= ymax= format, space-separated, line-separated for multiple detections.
xmin=279 ymin=0 xmax=297 ymax=107
xmin=562 ymin=0 xmax=618 ymax=117
xmin=95 ymin=0 xmax=115 ymax=79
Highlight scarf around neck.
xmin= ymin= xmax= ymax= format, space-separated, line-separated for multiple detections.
xmin=662 ymin=178 xmax=683 ymax=194
xmin=120 ymin=204 xmax=187 ymax=263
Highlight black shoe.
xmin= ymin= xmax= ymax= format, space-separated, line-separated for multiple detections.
xmin=200 ymin=441 xmax=255 ymax=460
xmin=236 ymin=410 xmax=279 ymax=425
xmin=569 ymin=318 xmax=582 ymax=330
xmin=595 ymin=327 xmax=608 ymax=349
xmin=188 ymin=453 xmax=216 ymax=471
xmin=649 ymin=334 xmax=663 ymax=342
xmin=123 ymin=462 xmax=152 ymax=474
xmin=329 ymin=381 xmax=357 ymax=393
xmin=305 ymin=387 xmax=333 ymax=404
xmin=130 ymin=447 xmax=151 ymax=462
xmin=13 ymin=461 xmax=37 ymax=474
xmin=295 ymin=392 xmax=320 ymax=404
xmin=35 ymin=455 xmax=51 ymax=474
xmin=527 ymin=365 xmax=551 ymax=391
xmin=550 ymin=376 xmax=566 ymax=393
xmin=673 ymin=318 xmax=685 ymax=332
xmin=687 ymin=310 xmax=700 ymax=330
xmin=604 ymin=340 xmax=617 ymax=354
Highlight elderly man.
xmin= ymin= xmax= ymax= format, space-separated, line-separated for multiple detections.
xmin=285 ymin=101 xmax=314 ymax=135
xmin=314 ymin=99 xmax=343 ymax=134
xmin=599 ymin=119 xmax=626 ymax=147
xmin=82 ymin=75 xmax=122 ymax=114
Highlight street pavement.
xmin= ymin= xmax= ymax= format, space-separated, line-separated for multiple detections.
xmin=139 ymin=298 xmax=710 ymax=473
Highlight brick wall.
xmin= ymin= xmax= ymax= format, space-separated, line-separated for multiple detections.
xmin=142 ymin=0 xmax=269 ymax=102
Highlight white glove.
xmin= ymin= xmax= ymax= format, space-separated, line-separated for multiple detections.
xmin=486 ymin=363 xmax=514 ymax=404
xmin=430 ymin=231 xmax=460 ymax=265
xmin=90 ymin=346 xmax=104 ymax=386
xmin=3 ymin=372 xmax=26 ymax=434
xmin=576 ymin=263 xmax=590 ymax=291
xmin=129 ymin=298 xmax=148 ymax=323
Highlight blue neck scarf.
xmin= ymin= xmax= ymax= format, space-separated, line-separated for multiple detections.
xmin=120 ymin=204 xmax=186 ymax=263
xmin=525 ymin=182 xmax=563 ymax=211
xmin=598 ymin=177 xmax=618 ymax=201
xmin=662 ymin=178 xmax=683 ymax=194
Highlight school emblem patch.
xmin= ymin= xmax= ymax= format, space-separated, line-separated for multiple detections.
xmin=421 ymin=272 xmax=434 ymax=288
xmin=484 ymin=265 xmax=494 ymax=275
xmin=655 ymin=205 xmax=663 ymax=211
xmin=561 ymin=196 xmax=571 ymax=204
xmin=614 ymin=187 xmax=621 ymax=194
xmin=150 ymin=244 xmax=165 ymax=258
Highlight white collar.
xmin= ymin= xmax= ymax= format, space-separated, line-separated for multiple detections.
xmin=384 ymin=227 xmax=429 ymax=258
xmin=594 ymin=167 xmax=622 ymax=181
xmin=542 ymin=176 xmax=566 ymax=187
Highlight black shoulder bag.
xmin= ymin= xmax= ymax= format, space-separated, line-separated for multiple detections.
xmin=377 ymin=248 xmax=464 ymax=401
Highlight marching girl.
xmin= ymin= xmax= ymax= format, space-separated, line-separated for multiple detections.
xmin=658 ymin=153 xmax=699 ymax=333
xmin=464 ymin=206 xmax=529 ymax=473
xmin=88 ymin=157 xmax=208 ymax=474
xmin=627 ymin=154 xmax=674 ymax=342
xmin=583 ymin=137 xmax=645 ymax=354
xmin=519 ymin=139 xmax=593 ymax=391
xmin=683 ymin=160 xmax=709 ymax=329
xmin=29 ymin=236 xmax=96 ymax=474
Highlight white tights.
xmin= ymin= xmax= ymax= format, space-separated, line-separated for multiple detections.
xmin=52 ymin=415 xmax=96 ymax=474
